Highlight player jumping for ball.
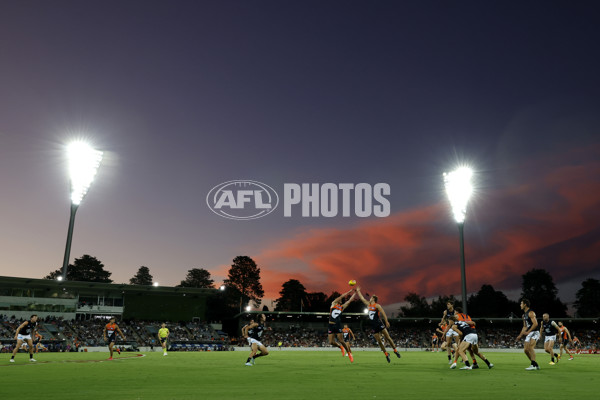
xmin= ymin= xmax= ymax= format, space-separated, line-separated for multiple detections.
xmin=356 ymin=287 xmax=401 ymax=363
xmin=328 ymin=289 xmax=356 ymax=363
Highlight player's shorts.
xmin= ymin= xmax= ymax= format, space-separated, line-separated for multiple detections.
xmin=463 ymin=333 xmax=478 ymax=345
xmin=159 ymin=337 xmax=168 ymax=344
xmin=432 ymin=338 xmax=438 ymax=344
xmin=328 ymin=323 xmax=342 ymax=335
xmin=446 ymin=329 xmax=459 ymax=338
xmin=107 ymin=333 xmax=117 ymax=343
xmin=524 ymin=331 xmax=540 ymax=343
xmin=343 ymin=334 xmax=350 ymax=341
xmin=247 ymin=337 xmax=264 ymax=347
xmin=17 ymin=334 xmax=32 ymax=341
xmin=371 ymin=322 xmax=386 ymax=334
xmin=544 ymin=335 xmax=556 ymax=344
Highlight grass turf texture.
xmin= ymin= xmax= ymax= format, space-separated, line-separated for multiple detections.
xmin=2 ymin=351 xmax=598 ymax=399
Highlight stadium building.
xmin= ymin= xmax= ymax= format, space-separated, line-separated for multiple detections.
xmin=0 ymin=275 xmax=214 ymax=321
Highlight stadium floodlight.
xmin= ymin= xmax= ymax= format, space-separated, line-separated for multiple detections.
xmin=153 ymin=282 xmax=159 ymax=287
xmin=443 ymin=166 xmax=474 ymax=314
xmin=245 ymin=305 xmax=252 ymax=312
xmin=61 ymin=141 xmax=103 ymax=281
xmin=219 ymin=285 xmax=226 ymax=291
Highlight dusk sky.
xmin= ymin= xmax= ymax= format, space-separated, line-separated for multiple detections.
xmin=1 ymin=1 xmax=599 ymax=311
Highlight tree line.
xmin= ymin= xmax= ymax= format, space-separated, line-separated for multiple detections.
xmin=44 ymin=255 xmax=600 ymax=318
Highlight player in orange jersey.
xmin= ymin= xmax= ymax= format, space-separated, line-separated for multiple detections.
xmin=342 ymin=324 xmax=356 ymax=356
xmin=557 ymin=321 xmax=574 ymax=360
xmin=431 ymin=332 xmax=439 ymax=352
xmin=328 ymin=289 xmax=356 ymax=363
xmin=356 ymin=287 xmax=401 ymax=363
xmin=103 ymin=317 xmax=125 ymax=360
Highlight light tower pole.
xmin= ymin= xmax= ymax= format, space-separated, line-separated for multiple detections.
xmin=61 ymin=142 xmax=103 ymax=280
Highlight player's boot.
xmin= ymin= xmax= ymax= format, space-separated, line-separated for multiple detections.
xmin=348 ymin=353 xmax=354 ymax=363
xmin=385 ymin=352 xmax=390 ymax=363
xmin=30 ymin=358 xmax=37 ymax=362
xmin=471 ymin=363 xmax=479 ymax=369
xmin=450 ymin=362 xmax=457 ymax=369
xmin=108 ymin=357 xmax=113 ymax=360
xmin=116 ymin=348 xmax=121 ymax=355
xmin=549 ymin=361 xmax=555 ymax=365
xmin=394 ymin=350 xmax=401 ymax=358
xmin=341 ymin=346 xmax=346 ymax=357
xmin=460 ymin=365 xmax=472 ymax=370
xmin=525 ymin=365 xmax=538 ymax=370
xmin=251 ymin=357 xmax=255 ymax=365
xmin=488 ymin=363 xmax=494 ymax=369
xmin=10 ymin=359 xmax=15 ymax=363
xmin=245 ymin=362 xmax=253 ymax=366
xmin=569 ymin=356 xmax=574 ymax=360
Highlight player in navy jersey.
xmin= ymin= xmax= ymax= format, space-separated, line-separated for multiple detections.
xmin=356 ymin=287 xmax=401 ymax=363
xmin=539 ymin=313 xmax=560 ymax=365
xmin=447 ymin=314 xmax=493 ymax=370
xmin=328 ymin=289 xmax=356 ymax=363
xmin=10 ymin=315 xmax=39 ymax=363
xmin=516 ymin=298 xmax=540 ymax=370
xmin=242 ymin=314 xmax=269 ymax=366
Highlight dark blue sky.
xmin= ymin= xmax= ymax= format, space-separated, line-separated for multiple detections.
xmin=1 ymin=1 xmax=599 ymax=306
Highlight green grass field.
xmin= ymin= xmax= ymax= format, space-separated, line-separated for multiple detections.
xmin=2 ymin=350 xmax=598 ymax=399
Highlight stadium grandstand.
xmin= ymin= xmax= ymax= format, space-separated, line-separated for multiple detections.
xmin=1 ymin=276 xmax=598 ymax=354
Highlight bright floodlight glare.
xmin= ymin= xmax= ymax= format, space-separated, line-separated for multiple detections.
xmin=245 ymin=305 xmax=252 ymax=312
xmin=363 ymin=308 xmax=369 ymax=314
xmin=443 ymin=166 xmax=474 ymax=223
xmin=67 ymin=141 xmax=103 ymax=205
xmin=153 ymin=282 xmax=159 ymax=287
xmin=57 ymin=276 xmax=63 ymax=281
xmin=219 ymin=285 xmax=225 ymax=291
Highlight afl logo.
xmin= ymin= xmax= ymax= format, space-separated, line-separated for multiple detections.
xmin=206 ymin=180 xmax=279 ymax=220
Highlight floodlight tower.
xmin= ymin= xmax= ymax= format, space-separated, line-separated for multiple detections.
xmin=61 ymin=142 xmax=103 ymax=280
xmin=443 ymin=166 xmax=474 ymax=314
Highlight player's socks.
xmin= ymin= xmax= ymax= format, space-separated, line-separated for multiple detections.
xmin=394 ymin=349 xmax=401 ymax=358
xmin=117 ymin=348 xmax=121 ymax=355
xmin=448 ymin=355 xmax=452 ymax=361
xmin=483 ymin=359 xmax=491 ymax=367
xmin=29 ymin=354 xmax=33 ymax=359
xmin=340 ymin=346 xmax=346 ymax=357
xmin=348 ymin=353 xmax=354 ymax=363
xmin=384 ymin=352 xmax=390 ymax=363
xmin=554 ymin=353 xmax=559 ymax=362
xmin=464 ymin=361 xmax=470 ymax=367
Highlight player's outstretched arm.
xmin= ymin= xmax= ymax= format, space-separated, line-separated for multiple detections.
xmin=341 ymin=293 xmax=356 ymax=310
xmin=355 ymin=287 xmax=370 ymax=306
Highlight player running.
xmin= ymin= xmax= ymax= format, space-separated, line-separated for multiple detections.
xmin=328 ymin=289 xmax=356 ymax=363
xmin=158 ymin=323 xmax=169 ymax=356
xmin=557 ymin=321 xmax=574 ymax=360
xmin=356 ymin=287 xmax=401 ymax=363
xmin=103 ymin=317 xmax=125 ymax=360
xmin=242 ymin=314 xmax=269 ymax=366
xmin=516 ymin=298 xmax=540 ymax=370
xmin=540 ymin=313 xmax=560 ymax=365
xmin=342 ymin=324 xmax=356 ymax=356
xmin=447 ymin=315 xmax=493 ymax=370
xmin=10 ymin=315 xmax=38 ymax=363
